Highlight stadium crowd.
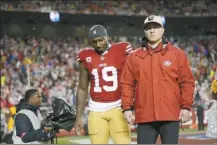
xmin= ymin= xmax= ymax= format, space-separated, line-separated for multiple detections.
xmin=1 ymin=0 xmax=217 ymax=16
xmin=1 ymin=0 xmax=217 ymax=142
xmin=0 ymin=33 xmax=216 ymax=141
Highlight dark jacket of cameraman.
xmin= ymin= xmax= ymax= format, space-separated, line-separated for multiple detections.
xmin=12 ymin=99 xmax=51 ymax=144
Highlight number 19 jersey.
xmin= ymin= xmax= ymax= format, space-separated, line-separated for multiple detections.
xmin=77 ymin=42 xmax=132 ymax=103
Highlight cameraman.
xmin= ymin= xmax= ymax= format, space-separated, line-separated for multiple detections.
xmin=12 ymin=89 xmax=53 ymax=144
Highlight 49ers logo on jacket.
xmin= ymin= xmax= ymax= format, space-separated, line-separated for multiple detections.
xmin=163 ymin=60 xmax=172 ymax=66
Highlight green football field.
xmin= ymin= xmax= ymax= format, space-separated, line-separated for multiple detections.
xmin=56 ymin=128 xmax=207 ymax=144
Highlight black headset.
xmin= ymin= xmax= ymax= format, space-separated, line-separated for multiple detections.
xmin=141 ymin=37 xmax=148 ymax=47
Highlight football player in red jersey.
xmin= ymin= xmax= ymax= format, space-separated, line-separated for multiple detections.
xmin=74 ymin=25 xmax=132 ymax=144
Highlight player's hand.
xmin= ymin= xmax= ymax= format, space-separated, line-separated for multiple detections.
xmin=75 ymin=118 xmax=83 ymax=136
xmin=124 ymin=110 xmax=134 ymax=125
xmin=179 ymin=109 xmax=191 ymax=123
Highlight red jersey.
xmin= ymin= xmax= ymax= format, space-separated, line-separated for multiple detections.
xmin=77 ymin=42 xmax=132 ymax=103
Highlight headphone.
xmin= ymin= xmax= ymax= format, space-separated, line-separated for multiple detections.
xmin=141 ymin=37 xmax=148 ymax=47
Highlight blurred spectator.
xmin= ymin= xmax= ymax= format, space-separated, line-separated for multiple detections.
xmin=1 ymin=0 xmax=217 ymax=16
xmin=195 ymin=98 xmax=205 ymax=131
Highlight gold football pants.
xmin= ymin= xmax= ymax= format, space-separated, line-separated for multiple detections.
xmin=88 ymin=107 xmax=131 ymax=144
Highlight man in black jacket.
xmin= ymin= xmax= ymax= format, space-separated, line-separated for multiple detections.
xmin=12 ymin=89 xmax=53 ymax=144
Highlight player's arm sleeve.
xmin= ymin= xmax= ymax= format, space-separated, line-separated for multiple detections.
xmin=178 ymin=51 xmax=195 ymax=110
xmin=76 ymin=51 xmax=83 ymax=63
xmin=15 ymin=114 xmax=49 ymax=143
xmin=124 ymin=42 xmax=133 ymax=55
xmin=120 ymin=55 xmax=136 ymax=111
